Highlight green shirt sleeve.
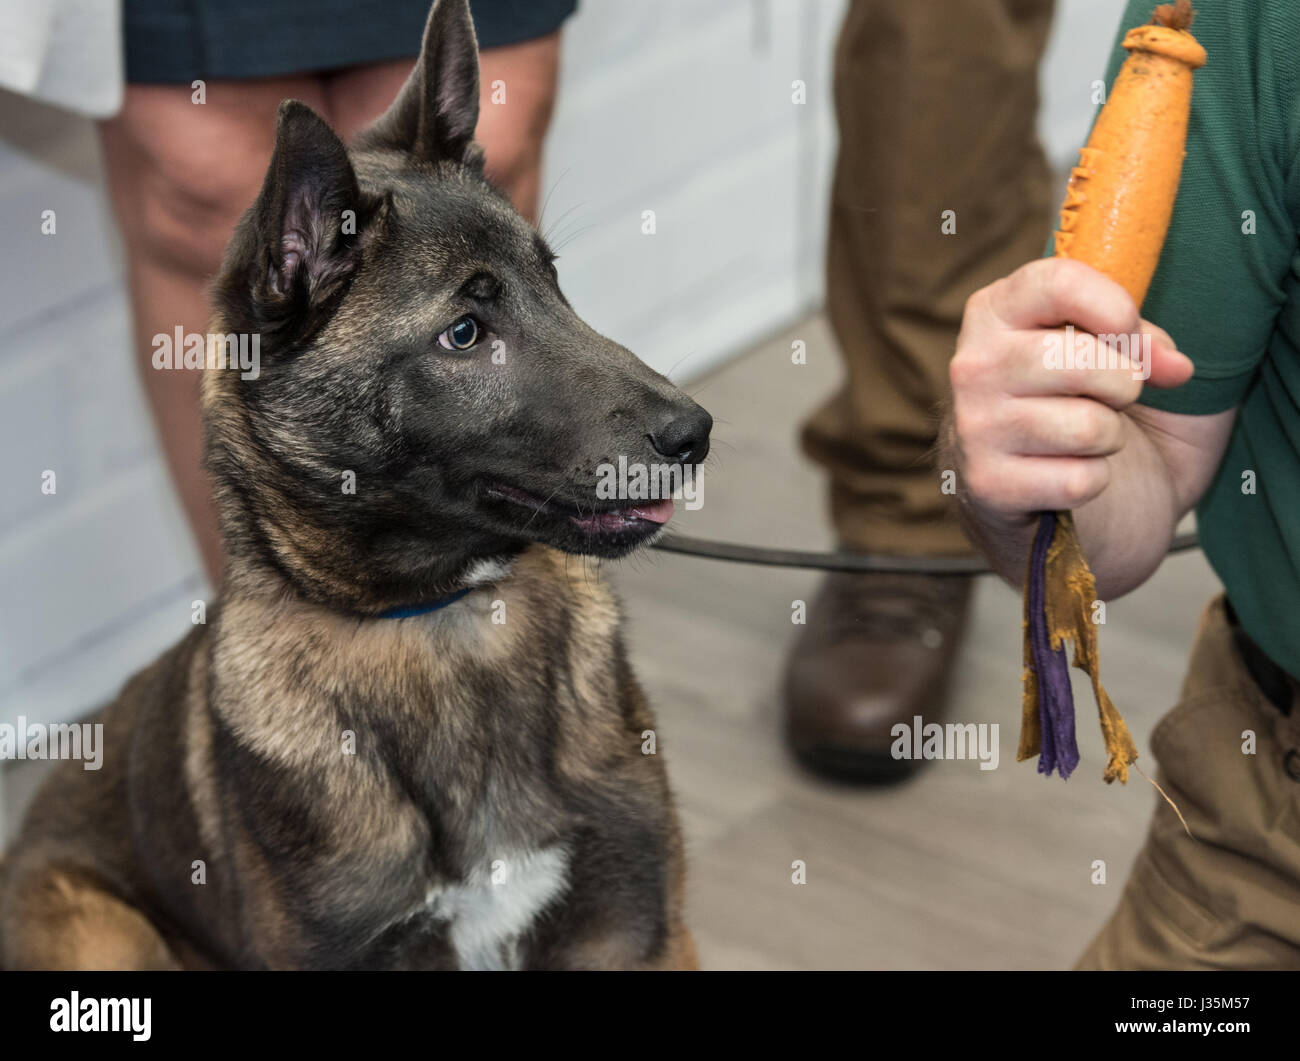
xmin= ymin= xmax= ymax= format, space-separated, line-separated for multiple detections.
xmin=1078 ymin=1 xmax=1300 ymax=415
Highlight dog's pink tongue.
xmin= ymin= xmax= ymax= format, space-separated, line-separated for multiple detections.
xmin=573 ymin=499 xmax=675 ymax=533
xmin=627 ymin=499 xmax=674 ymax=524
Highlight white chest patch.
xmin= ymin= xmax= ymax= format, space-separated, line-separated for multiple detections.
xmin=462 ymin=557 xmax=515 ymax=587
xmin=425 ymin=847 xmax=570 ymax=970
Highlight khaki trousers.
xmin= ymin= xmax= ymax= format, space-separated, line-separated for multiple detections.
xmin=1078 ymin=596 xmax=1300 ymax=969
xmin=804 ymin=0 xmax=1055 ymax=554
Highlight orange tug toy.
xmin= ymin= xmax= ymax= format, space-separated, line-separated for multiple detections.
xmin=1021 ymin=0 xmax=1206 ymax=784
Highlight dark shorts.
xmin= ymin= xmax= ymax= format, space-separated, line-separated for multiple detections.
xmin=124 ymin=0 xmax=578 ymax=83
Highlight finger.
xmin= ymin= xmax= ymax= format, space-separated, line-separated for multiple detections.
xmin=967 ymin=455 xmax=1112 ymax=516
xmin=997 ymin=397 xmax=1126 ymax=458
xmin=986 ymin=257 xmax=1140 ymax=337
xmin=1006 ymin=331 xmax=1145 ymax=409
xmin=1141 ymin=319 xmax=1195 ymax=389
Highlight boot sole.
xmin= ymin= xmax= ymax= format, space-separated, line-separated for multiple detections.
xmin=791 ymin=743 xmax=924 ymax=785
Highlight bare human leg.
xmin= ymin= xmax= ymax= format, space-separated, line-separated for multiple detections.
xmin=327 ymin=31 xmax=563 ymax=221
xmin=98 ymin=77 xmax=331 ymax=584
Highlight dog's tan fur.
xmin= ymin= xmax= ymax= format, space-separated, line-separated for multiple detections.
xmin=1 ymin=546 xmax=696 ymax=969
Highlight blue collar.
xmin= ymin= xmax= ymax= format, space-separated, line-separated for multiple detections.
xmin=377 ymin=586 xmax=472 ymax=620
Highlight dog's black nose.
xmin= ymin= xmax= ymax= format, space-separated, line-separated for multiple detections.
xmin=650 ymin=406 xmax=712 ymax=464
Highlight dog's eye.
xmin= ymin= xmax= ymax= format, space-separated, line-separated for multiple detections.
xmin=437 ymin=316 xmax=480 ymax=351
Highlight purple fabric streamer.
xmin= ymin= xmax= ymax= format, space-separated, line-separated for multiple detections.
xmin=1027 ymin=511 xmax=1081 ymax=779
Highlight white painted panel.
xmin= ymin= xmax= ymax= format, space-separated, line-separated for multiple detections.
xmin=542 ymin=0 xmax=844 ymax=378
xmin=0 ymin=287 xmax=154 ymax=535
xmin=0 ymin=460 xmax=205 ymax=727
xmin=0 ymin=133 xmax=122 ymax=335
xmin=1038 ymin=0 xmax=1129 ymax=170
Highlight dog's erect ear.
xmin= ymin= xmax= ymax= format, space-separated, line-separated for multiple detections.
xmin=246 ymin=100 xmax=376 ymax=332
xmin=355 ymin=0 xmax=481 ymax=166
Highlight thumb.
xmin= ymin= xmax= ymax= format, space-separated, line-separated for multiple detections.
xmin=1141 ymin=320 xmax=1194 ymax=389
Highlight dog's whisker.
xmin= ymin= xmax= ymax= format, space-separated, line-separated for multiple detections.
xmin=541 ymin=200 xmax=586 ymax=245
xmin=664 ymin=349 xmax=698 ymax=380
xmin=519 ymin=485 xmax=563 ymax=535
xmin=550 ymin=222 xmax=599 ymax=254
xmin=535 ymin=167 xmax=571 ymax=233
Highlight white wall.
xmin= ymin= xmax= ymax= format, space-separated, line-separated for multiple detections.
xmin=0 ymin=0 xmax=1127 ymax=730
xmin=539 ymin=0 xmax=843 ymax=378
xmin=1039 ymin=0 xmax=1128 ymax=171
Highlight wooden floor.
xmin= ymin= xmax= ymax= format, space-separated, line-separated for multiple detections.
xmin=1 ymin=311 xmax=1223 ymax=968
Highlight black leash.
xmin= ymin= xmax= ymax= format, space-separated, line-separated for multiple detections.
xmin=651 ymin=529 xmax=1201 ymax=576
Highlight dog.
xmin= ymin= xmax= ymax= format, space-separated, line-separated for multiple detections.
xmin=0 ymin=0 xmax=709 ymax=970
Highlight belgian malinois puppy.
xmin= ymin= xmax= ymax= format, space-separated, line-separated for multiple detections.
xmin=0 ymin=0 xmax=709 ymax=970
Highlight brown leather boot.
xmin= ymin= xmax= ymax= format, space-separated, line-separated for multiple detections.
xmin=783 ymin=572 xmax=974 ymax=782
